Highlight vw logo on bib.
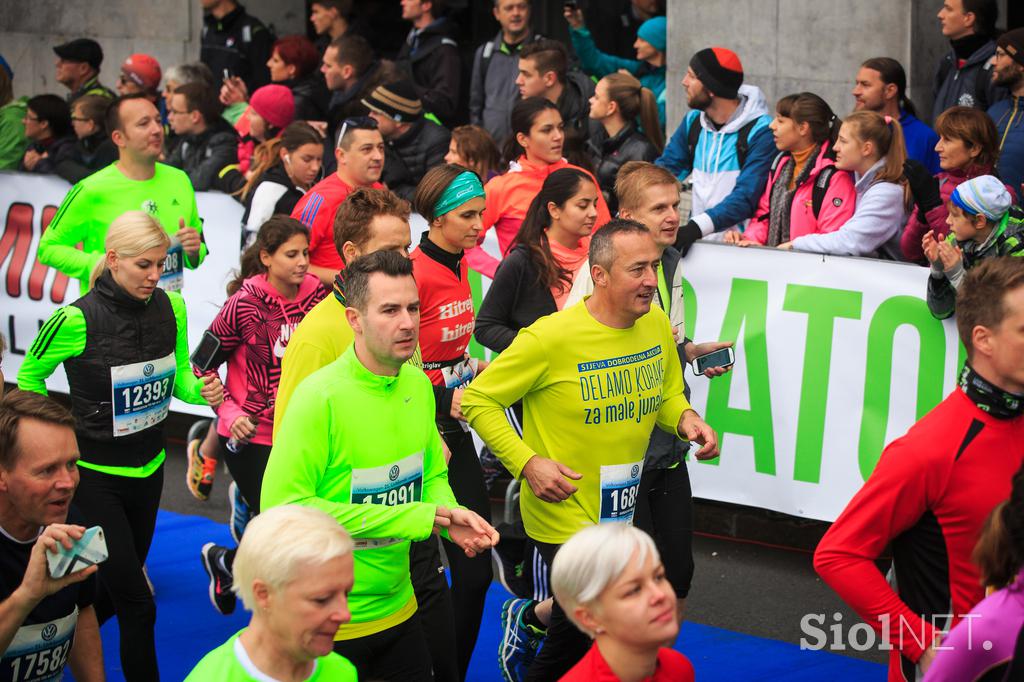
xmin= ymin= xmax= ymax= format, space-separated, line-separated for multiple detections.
xmin=143 ymin=363 xmax=155 ymax=377
xmin=389 ymin=465 xmax=400 ymax=481
xmin=631 ymin=464 xmax=640 ymax=478
xmin=41 ymin=623 xmax=58 ymax=641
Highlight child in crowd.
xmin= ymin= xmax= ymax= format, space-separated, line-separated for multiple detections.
xmin=925 ymin=175 xmax=1024 ymax=319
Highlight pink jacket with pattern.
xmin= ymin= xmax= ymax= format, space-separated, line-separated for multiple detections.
xmin=207 ymin=273 xmax=327 ymax=445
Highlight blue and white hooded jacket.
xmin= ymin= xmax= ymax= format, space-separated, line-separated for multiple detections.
xmin=656 ymin=84 xmax=774 ymax=236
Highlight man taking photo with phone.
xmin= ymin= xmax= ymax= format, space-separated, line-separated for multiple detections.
xmin=0 ymin=391 xmax=103 ymax=682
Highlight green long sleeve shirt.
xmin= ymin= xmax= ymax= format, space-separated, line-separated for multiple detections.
xmin=38 ymin=163 xmax=206 ymax=293
xmin=262 ymin=345 xmax=459 ymax=639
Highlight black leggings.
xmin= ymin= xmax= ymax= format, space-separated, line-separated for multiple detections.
xmin=218 ymin=435 xmax=271 ymax=512
xmin=410 ymin=537 xmax=459 ymax=682
xmin=74 ymin=463 xmax=163 ymax=681
xmin=524 ymin=541 xmax=591 ymax=681
xmin=333 ymin=610 xmax=435 ymax=681
xmin=632 ymin=464 xmax=695 ymax=598
xmin=440 ymin=427 xmax=493 ymax=680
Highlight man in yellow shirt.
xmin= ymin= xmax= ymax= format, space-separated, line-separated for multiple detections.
xmin=462 ymin=219 xmax=719 ymax=681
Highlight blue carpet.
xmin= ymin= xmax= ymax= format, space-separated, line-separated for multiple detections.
xmin=84 ymin=511 xmax=885 ymax=680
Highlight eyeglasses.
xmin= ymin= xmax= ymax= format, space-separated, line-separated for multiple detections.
xmin=71 ymin=116 xmax=90 ymax=122
xmin=337 ymin=116 xmax=378 ymax=146
xmin=23 ymin=114 xmax=40 ymax=122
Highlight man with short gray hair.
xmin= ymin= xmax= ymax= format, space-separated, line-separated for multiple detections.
xmin=463 ymin=219 xmax=718 ymax=680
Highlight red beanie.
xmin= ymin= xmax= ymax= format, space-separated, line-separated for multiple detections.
xmin=689 ymin=47 xmax=744 ymax=99
xmin=250 ymin=84 xmax=295 ymax=130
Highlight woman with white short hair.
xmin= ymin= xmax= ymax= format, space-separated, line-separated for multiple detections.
xmin=552 ymin=524 xmax=694 ymax=681
xmin=186 ymin=505 xmax=357 ymax=681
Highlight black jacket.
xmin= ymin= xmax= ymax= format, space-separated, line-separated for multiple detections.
xmin=588 ymin=123 xmax=658 ymax=211
xmin=54 ymin=132 xmax=118 ymax=184
xmin=285 ymin=72 xmax=331 ymax=122
xmin=558 ymin=70 xmax=597 ymax=170
xmin=165 ymin=118 xmax=240 ymax=191
xmin=242 ymin=162 xmax=307 ymax=240
xmin=396 ymin=17 xmax=461 ymax=127
xmin=475 ymin=244 xmax=558 ymax=353
xmin=933 ymin=35 xmax=1007 ymax=117
xmin=19 ymin=136 xmax=77 ymax=175
xmin=381 ymin=118 xmax=451 ymax=201
xmin=201 ymin=4 xmax=275 ymax=92
xmin=65 ymin=271 xmax=178 ymax=466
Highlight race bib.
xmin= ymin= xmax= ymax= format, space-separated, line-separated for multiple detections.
xmin=159 ymin=241 xmax=184 ymax=292
xmin=1 ymin=609 xmax=77 ymax=682
xmin=441 ymin=358 xmax=478 ymax=389
xmin=110 ymin=353 xmax=175 ymax=437
xmin=350 ymin=453 xmax=424 ymax=549
xmin=599 ymin=460 xmax=643 ymax=524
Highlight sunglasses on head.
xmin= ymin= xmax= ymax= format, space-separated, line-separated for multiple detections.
xmin=337 ymin=116 xmax=378 ymax=146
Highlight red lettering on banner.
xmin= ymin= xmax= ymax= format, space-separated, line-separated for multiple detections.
xmin=1 ymin=203 xmax=33 ymax=298
xmin=27 ymin=206 xmax=71 ymax=303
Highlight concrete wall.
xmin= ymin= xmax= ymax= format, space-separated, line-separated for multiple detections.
xmin=665 ymin=0 xmax=954 ymax=134
xmin=0 ymin=0 xmax=305 ymax=100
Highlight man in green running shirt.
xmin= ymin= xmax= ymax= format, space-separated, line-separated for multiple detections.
xmin=262 ymin=250 xmax=498 ymax=680
xmin=38 ymin=94 xmax=206 ymax=293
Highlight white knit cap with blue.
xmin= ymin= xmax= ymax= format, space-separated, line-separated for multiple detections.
xmin=950 ymin=175 xmax=1013 ymax=221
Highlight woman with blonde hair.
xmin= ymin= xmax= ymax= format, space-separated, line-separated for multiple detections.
xmin=552 ymin=524 xmax=694 ymax=681
xmin=186 ymin=505 xmax=357 ymax=680
xmin=781 ymin=110 xmax=909 ymax=259
xmin=587 ymin=72 xmax=663 ymax=212
xmin=17 ymin=210 xmax=224 ymax=680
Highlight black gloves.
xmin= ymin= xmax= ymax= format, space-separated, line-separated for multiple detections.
xmin=675 ymin=220 xmax=703 ymax=256
xmin=903 ymin=159 xmax=942 ymax=215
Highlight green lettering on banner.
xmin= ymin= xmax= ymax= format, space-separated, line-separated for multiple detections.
xmin=782 ymin=285 xmax=862 ymax=483
xmin=704 ymin=278 xmax=775 ymax=474
xmin=682 ymin=277 xmax=697 ymax=340
xmin=858 ymin=295 xmax=946 ymax=480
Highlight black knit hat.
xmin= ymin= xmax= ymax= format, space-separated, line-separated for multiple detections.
xmin=361 ymin=80 xmax=423 ymax=123
xmin=997 ymin=28 xmax=1024 ymax=68
xmin=689 ymin=47 xmax=744 ymax=100
xmin=53 ymin=38 xmax=103 ymax=70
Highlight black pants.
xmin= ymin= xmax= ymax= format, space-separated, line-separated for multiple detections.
xmin=74 ymin=463 xmax=163 ymax=681
xmin=439 ymin=428 xmax=493 ymax=680
xmin=632 ymin=464 xmax=695 ymax=598
xmin=524 ymin=541 xmax=591 ymax=681
xmin=410 ymin=537 xmax=460 ymax=682
xmin=333 ymin=611 xmax=435 ymax=681
xmin=219 ymin=436 xmax=271 ymax=512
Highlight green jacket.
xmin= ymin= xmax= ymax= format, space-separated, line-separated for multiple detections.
xmin=262 ymin=345 xmax=459 ymax=634
xmin=927 ymin=207 xmax=1024 ymax=319
xmin=0 ymin=97 xmax=28 ymax=170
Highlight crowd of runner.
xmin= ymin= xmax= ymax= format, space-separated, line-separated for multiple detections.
xmin=1 ymin=0 xmax=1024 ymax=680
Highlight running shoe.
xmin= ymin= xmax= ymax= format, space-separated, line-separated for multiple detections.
xmin=499 ymin=598 xmax=546 ymax=682
xmin=228 ymin=481 xmax=250 ymax=544
xmin=200 ymin=543 xmax=236 ymax=615
xmin=185 ymin=419 xmax=216 ymax=501
xmin=492 ymin=543 xmax=529 ymax=600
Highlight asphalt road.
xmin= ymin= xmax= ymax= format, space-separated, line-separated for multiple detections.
xmin=159 ymin=414 xmax=886 ymax=666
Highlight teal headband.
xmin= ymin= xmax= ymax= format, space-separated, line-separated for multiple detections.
xmin=433 ymin=171 xmax=485 ymax=218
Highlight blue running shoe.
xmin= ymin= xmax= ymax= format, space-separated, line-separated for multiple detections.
xmin=499 ymin=598 xmax=546 ymax=682
xmin=228 ymin=481 xmax=251 ymax=544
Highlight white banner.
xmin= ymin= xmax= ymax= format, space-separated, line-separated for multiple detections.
xmin=680 ymin=242 xmax=960 ymax=521
xmin=1 ymin=173 xmax=963 ymax=521
xmin=0 ymin=171 xmax=242 ymax=417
